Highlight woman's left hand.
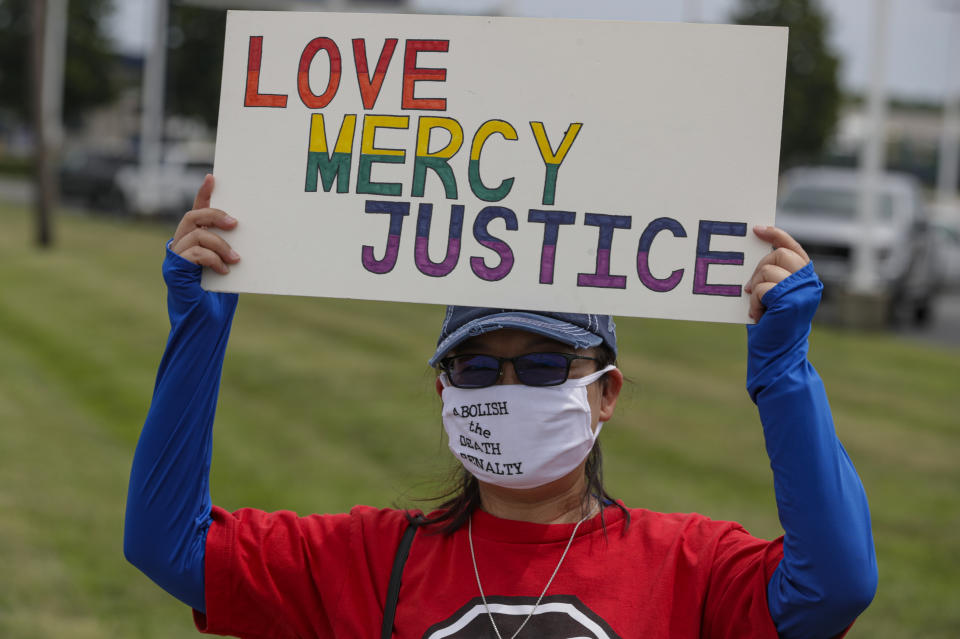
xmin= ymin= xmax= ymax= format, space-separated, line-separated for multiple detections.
xmin=744 ymin=226 xmax=811 ymax=322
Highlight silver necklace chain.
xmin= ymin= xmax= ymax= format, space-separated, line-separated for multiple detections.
xmin=467 ymin=510 xmax=592 ymax=639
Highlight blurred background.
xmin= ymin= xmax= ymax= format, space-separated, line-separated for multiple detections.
xmin=0 ymin=1 xmax=957 ymax=637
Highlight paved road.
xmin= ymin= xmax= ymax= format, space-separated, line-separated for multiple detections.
xmin=896 ymin=291 xmax=960 ymax=348
xmin=0 ymin=176 xmax=30 ymax=204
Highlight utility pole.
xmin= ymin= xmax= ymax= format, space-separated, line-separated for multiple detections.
xmin=683 ymin=0 xmax=703 ymax=23
xmin=139 ymin=0 xmax=169 ymax=215
xmin=936 ymin=5 xmax=960 ymax=212
xmin=31 ymin=0 xmax=68 ymax=248
xmin=851 ymin=0 xmax=890 ymax=296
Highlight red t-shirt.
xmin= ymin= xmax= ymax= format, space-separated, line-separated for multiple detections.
xmin=194 ymin=503 xmax=784 ymax=638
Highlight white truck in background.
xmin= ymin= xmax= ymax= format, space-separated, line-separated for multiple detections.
xmin=776 ymin=167 xmax=940 ymax=325
xmin=114 ymin=142 xmax=213 ymax=218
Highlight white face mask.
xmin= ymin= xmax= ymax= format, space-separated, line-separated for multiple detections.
xmin=440 ymin=365 xmax=617 ymax=489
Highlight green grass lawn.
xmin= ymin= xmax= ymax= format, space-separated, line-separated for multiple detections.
xmin=0 ymin=200 xmax=957 ymax=638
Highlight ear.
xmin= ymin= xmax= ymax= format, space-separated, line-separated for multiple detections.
xmin=435 ymin=377 xmax=444 ymax=397
xmin=597 ymin=368 xmax=623 ymax=422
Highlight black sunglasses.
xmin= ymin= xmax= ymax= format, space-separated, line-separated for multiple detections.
xmin=439 ymin=352 xmax=601 ymax=389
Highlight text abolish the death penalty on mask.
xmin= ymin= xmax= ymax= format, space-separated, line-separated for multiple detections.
xmin=441 ymin=368 xmax=613 ymax=489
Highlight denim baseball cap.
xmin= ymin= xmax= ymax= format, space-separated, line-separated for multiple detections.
xmin=428 ymin=307 xmax=617 ymax=367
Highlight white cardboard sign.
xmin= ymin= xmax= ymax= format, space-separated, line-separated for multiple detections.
xmin=204 ymin=10 xmax=787 ymax=323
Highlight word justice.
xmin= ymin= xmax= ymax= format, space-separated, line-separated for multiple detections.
xmin=361 ymin=199 xmax=748 ymax=296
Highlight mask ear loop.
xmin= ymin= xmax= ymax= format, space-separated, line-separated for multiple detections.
xmin=438 ymin=372 xmax=451 ymax=389
xmin=570 ymin=364 xmax=618 ymax=387
xmin=582 ymin=366 xmax=616 ymax=438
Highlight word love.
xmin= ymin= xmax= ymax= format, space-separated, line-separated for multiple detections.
xmin=361 ymin=199 xmax=748 ymax=296
xmin=244 ymin=35 xmax=450 ymax=111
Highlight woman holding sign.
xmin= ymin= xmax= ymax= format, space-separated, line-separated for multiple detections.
xmin=125 ymin=176 xmax=876 ymax=638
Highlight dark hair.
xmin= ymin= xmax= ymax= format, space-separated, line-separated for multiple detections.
xmin=416 ymin=344 xmax=630 ymax=534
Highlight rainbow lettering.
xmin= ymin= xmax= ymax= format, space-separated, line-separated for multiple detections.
xmin=577 ymin=213 xmax=631 ymax=289
xmin=414 ymin=203 xmax=464 ymax=277
xmin=530 ymin=121 xmax=582 ymax=206
xmin=693 ymin=221 xmax=746 ymax=296
xmin=468 ymin=120 xmax=518 ymax=202
xmin=305 ymin=113 xmax=356 ymax=193
xmin=637 ymin=217 xmax=686 ymax=292
xmin=357 ymin=115 xmax=409 ymax=196
xmin=412 ymin=117 xmax=463 ymax=200
xmin=244 ymin=36 xmax=288 ymax=108
xmin=352 ymin=38 xmax=397 ymax=109
xmin=361 ymin=200 xmax=410 ymax=274
xmin=528 ymin=209 xmax=576 ymax=285
xmin=470 ymin=206 xmax=518 ymax=281
xmin=298 ymin=37 xmax=341 ymax=109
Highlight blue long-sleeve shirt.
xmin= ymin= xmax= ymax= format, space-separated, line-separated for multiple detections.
xmin=124 ymin=246 xmax=876 ymax=637
xmin=747 ymin=264 xmax=877 ymax=637
xmin=124 ymin=243 xmax=237 ymax=611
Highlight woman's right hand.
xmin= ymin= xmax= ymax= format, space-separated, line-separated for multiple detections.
xmin=171 ymin=174 xmax=241 ymax=274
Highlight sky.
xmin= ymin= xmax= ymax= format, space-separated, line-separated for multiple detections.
xmin=108 ymin=0 xmax=960 ymax=102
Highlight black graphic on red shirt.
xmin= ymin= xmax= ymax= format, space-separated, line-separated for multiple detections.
xmin=422 ymin=595 xmax=623 ymax=638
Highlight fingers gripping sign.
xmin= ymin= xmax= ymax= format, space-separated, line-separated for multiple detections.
xmin=171 ymin=175 xmax=241 ymax=275
xmin=744 ymin=225 xmax=810 ymax=322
